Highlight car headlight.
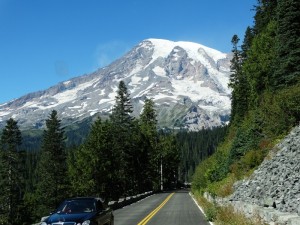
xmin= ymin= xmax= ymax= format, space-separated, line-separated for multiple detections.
xmin=82 ymin=220 xmax=90 ymax=225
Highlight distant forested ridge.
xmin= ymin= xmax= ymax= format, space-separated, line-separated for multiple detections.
xmin=177 ymin=126 xmax=228 ymax=182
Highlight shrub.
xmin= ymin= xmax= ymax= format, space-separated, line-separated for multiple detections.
xmin=215 ymin=205 xmax=265 ymax=225
xmin=207 ymin=173 xmax=236 ymax=197
xmin=194 ymin=192 xmax=266 ymax=225
xmin=195 ymin=194 xmax=218 ymax=222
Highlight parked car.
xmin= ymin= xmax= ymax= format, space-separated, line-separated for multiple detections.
xmin=41 ymin=197 xmax=114 ymax=225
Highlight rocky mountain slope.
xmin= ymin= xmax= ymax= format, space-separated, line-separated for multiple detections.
xmin=231 ymin=125 xmax=300 ymax=215
xmin=0 ymin=38 xmax=232 ymax=130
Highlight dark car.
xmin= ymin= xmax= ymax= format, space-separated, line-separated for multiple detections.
xmin=41 ymin=197 xmax=114 ymax=225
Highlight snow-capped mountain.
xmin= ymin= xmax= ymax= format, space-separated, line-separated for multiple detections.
xmin=0 ymin=38 xmax=232 ymax=131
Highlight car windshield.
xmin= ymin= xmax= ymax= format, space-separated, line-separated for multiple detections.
xmin=56 ymin=199 xmax=96 ymax=214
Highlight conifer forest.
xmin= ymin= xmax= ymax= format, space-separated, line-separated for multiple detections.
xmin=1 ymin=0 xmax=300 ymax=224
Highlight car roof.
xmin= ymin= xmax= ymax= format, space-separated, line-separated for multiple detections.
xmin=64 ymin=197 xmax=104 ymax=202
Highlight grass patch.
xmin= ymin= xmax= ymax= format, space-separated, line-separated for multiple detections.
xmin=194 ymin=192 xmax=217 ymax=222
xmin=194 ymin=192 xmax=266 ymax=225
xmin=214 ymin=205 xmax=266 ymax=225
xmin=207 ymin=173 xmax=236 ymax=197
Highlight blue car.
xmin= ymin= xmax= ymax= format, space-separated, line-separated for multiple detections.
xmin=41 ymin=197 xmax=114 ymax=225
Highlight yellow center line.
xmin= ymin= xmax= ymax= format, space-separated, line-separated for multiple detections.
xmin=137 ymin=192 xmax=175 ymax=225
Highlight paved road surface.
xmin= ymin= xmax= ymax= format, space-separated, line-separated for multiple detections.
xmin=114 ymin=190 xmax=210 ymax=225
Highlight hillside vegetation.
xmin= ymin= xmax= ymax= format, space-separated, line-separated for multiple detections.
xmin=192 ymin=0 xmax=300 ymax=201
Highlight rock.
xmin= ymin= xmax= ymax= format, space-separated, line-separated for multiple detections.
xmin=230 ymin=125 xmax=300 ymax=215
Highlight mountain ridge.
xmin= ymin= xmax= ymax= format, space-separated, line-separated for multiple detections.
xmin=0 ymin=38 xmax=232 ymax=131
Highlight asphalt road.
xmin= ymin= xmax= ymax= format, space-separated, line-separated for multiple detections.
xmin=114 ymin=190 xmax=210 ymax=225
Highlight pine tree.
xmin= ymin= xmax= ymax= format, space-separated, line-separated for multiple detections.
xmin=273 ymin=0 xmax=300 ymax=88
xmin=34 ymin=110 xmax=67 ymax=218
xmin=228 ymin=35 xmax=249 ymax=123
xmin=130 ymin=120 xmax=153 ymax=193
xmin=139 ymin=98 xmax=160 ymax=190
xmin=158 ymin=132 xmax=180 ymax=190
xmin=110 ymin=80 xmax=134 ymax=125
xmin=243 ymin=20 xmax=277 ymax=106
xmin=68 ymin=118 xmax=123 ymax=201
xmin=0 ymin=118 xmax=24 ymax=225
xmin=241 ymin=26 xmax=254 ymax=59
xmin=110 ymin=80 xmax=135 ymax=196
xmin=140 ymin=98 xmax=158 ymax=140
xmin=253 ymin=0 xmax=278 ymax=34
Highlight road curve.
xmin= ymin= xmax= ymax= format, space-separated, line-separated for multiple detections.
xmin=114 ymin=189 xmax=210 ymax=225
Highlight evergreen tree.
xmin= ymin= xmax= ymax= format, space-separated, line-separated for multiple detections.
xmin=158 ymin=132 xmax=180 ymax=190
xmin=273 ymin=0 xmax=300 ymax=88
xmin=228 ymin=35 xmax=241 ymax=122
xmin=67 ymin=144 xmax=95 ymax=197
xmin=241 ymin=26 xmax=255 ymax=59
xmin=176 ymin=126 xmax=228 ymax=182
xmin=0 ymin=118 xmax=24 ymax=225
xmin=110 ymin=80 xmax=134 ymax=125
xmin=110 ymin=80 xmax=135 ymax=197
xmin=139 ymin=98 xmax=160 ymax=190
xmin=68 ymin=118 xmax=122 ymax=201
xmin=253 ymin=0 xmax=278 ymax=34
xmin=229 ymin=35 xmax=249 ymax=123
xmin=243 ymin=20 xmax=277 ymax=105
xmin=34 ymin=110 xmax=67 ymax=218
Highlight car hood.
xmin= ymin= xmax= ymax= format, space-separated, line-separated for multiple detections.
xmin=47 ymin=212 xmax=96 ymax=223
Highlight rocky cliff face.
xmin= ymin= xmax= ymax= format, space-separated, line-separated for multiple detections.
xmin=231 ymin=125 xmax=300 ymax=215
xmin=0 ymin=39 xmax=232 ymax=131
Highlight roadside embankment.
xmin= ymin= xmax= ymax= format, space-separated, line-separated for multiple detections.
xmin=204 ymin=125 xmax=300 ymax=225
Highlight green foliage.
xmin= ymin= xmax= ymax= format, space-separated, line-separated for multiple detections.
xmin=243 ymin=20 xmax=277 ymax=106
xmin=110 ymin=80 xmax=133 ymax=125
xmin=253 ymin=0 xmax=278 ymax=34
xmin=138 ymin=98 xmax=159 ymax=191
xmin=68 ymin=117 xmax=128 ymax=200
xmin=194 ymin=191 xmax=266 ymax=225
xmin=0 ymin=118 xmax=25 ymax=225
xmin=68 ymin=145 xmax=96 ymax=195
xmin=241 ymin=26 xmax=254 ymax=59
xmin=260 ymin=85 xmax=300 ymax=136
xmin=273 ymin=0 xmax=300 ymax=88
xmin=229 ymin=123 xmax=260 ymax=163
xmin=206 ymin=150 xmax=230 ymax=183
xmin=68 ymin=81 xmax=180 ymax=202
xmin=193 ymin=1 xmax=300 ymax=205
xmin=177 ymin=126 xmax=228 ymax=182
xmin=192 ymin=157 xmax=214 ymax=192
xmin=33 ymin=110 xmax=68 ymax=218
xmin=158 ymin=132 xmax=180 ymax=190
xmin=229 ymin=34 xmax=250 ymax=124
xmin=207 ymin=174 xmax=235 ymax=197
xmin=206 ymin=204 xmax=218 ymax=222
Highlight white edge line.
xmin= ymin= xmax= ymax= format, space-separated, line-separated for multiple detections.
xmin=189 ymin=192 xmax=214 ymax=225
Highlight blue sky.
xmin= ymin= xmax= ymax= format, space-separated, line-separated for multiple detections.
xmin=0 ymin=0 xmax=256 ymax=104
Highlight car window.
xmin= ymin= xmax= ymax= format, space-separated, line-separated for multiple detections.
xmin=56 ymin=199 xmax=96 ymax=214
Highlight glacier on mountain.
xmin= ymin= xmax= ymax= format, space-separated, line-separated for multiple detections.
xmin=0 ymin=38 xmax=232 ymax=131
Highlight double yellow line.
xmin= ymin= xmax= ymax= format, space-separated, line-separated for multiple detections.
xmin=137 ymin=192 xmax=175 ymax=225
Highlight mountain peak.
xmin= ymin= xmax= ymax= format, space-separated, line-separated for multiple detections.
xmin=0 ymin=39 xmax=232 ymax=131
xmin=140 ymin=38 xmax=227 ymax=62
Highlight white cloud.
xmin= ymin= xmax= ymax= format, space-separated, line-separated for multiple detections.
xmin=54 ymin=60 xmax=69 ymax=77
xmin=94 ymin=40 xmax=131 ymax=68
